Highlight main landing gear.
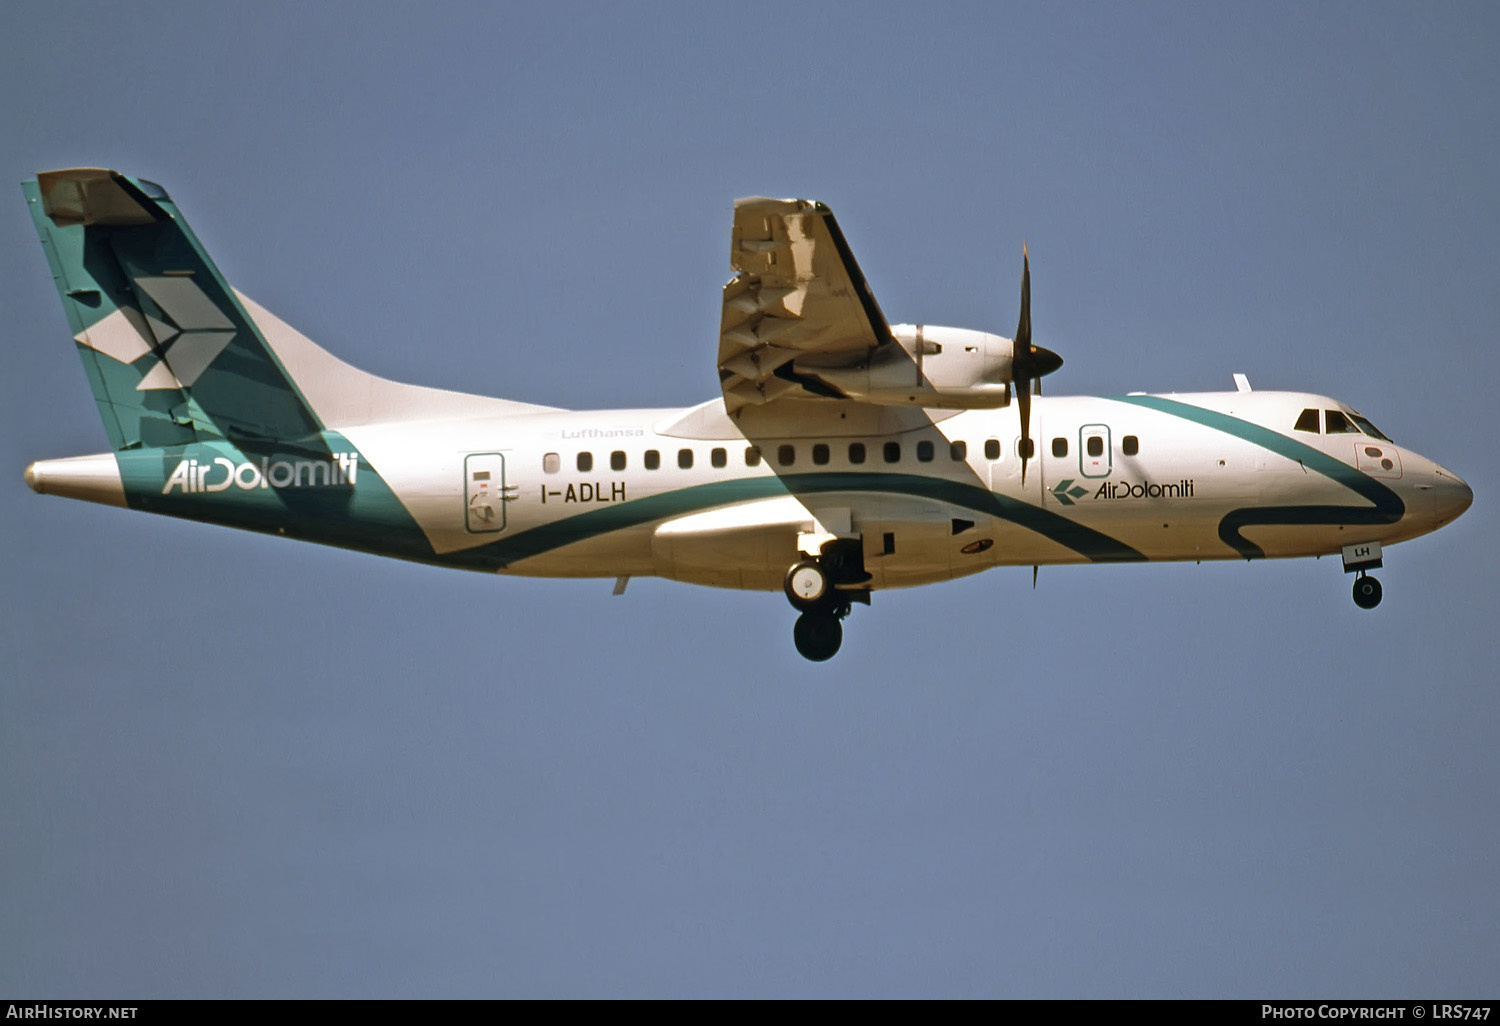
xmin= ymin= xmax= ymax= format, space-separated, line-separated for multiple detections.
xmin=784 ymin=540 xmax=870 ymax=662
xmin=1352 ymin=572 xmax=1382 ymax=610
xmin=792 ymin=605 xmax=845 ymax=662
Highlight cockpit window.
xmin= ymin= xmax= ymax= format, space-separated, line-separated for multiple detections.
xmin=1349 ymin=413 xmax=1392 ymax=442
xmin=1324 ymin=410 xmax=1360 ymax=434
xmin=1294 ymin=408 xmax=1320 ymax=433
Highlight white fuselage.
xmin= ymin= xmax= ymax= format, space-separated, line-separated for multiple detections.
xmin=327 ymin=387 xmax=1469 ymax=591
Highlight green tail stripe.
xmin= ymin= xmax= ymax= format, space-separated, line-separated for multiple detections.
xmin=112 ymin=433 xmax=432 ymax=561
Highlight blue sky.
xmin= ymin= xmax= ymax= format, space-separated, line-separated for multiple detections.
xmin=2 ymin=1 xmax=1496 ymax=998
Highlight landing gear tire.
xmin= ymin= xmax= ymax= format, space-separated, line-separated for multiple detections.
xmin=1352 ymin=574 xmax=1383 ymax=610
xmin=784 ymin=559 xmax=830 ymax=611
xmin=793 ymin=612 xmax=842 ymax=662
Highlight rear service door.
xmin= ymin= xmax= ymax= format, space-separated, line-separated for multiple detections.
xmin=465 ymin=453 xmax=511 ymax=533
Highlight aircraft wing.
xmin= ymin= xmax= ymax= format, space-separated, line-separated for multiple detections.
xmin=718 ymin=198 xmax=896 ymax=414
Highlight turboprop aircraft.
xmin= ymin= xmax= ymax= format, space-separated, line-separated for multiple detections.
xmin=22 ymin=169 xmax=1473 ymax=660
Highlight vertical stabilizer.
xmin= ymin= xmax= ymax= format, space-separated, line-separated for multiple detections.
xmin=24 ymin=169 xmax=323 ymax=450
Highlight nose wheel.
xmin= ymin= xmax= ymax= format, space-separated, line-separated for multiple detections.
xmin=1352 ymin=573 xmax=1382 ymax=610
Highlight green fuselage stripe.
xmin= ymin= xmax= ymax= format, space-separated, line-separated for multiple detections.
xmin=456 ymin=471 xmax=1147 ymax=568
xmin=1109 ymin=395 xmax=1405 ymax=558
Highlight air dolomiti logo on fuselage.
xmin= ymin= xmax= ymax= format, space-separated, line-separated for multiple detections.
xmin=162 ymin=453 xmax=358 ymax=494
xmin=1051 ymin=477 xmax=1196 ymax=505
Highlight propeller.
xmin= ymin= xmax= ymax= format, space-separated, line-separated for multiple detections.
xmin=1011 ymin=243 xmax=1063 ymax=485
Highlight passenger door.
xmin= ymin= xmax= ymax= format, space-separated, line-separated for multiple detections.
xmin=1079 ymin=424 xmax=1111 ymax=478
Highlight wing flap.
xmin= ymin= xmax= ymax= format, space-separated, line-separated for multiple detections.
xmin=717 ymin=198 xmax=894 ymax=413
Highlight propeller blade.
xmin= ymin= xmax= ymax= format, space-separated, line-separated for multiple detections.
xmin=1017 ymin=378 xmax=1032 ymax=485
xmin=1016 ymin=244 xmax=1034 ymax=485
xmin=1015 ymin=242 xmax=1031 ymax=349
xmin=1009 ymin=244 xmax=1062 ymax=486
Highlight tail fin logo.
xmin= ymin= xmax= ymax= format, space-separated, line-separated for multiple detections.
xmin=133 ymin=275 xmax=236 ymax=390
xmin=76 ymin=274 xmax=236 ymax=391
xmin=131 ymin=275 xmax=236 ymax=391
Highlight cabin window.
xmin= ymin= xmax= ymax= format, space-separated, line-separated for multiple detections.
xmin=543 ymin=453 xmax=560 ymax=474
xmin=644 ymin=449 xmax=660 ymax=470
xmin=1018 ymin=438 xmax=1035 ymax=459
xmin=610 ymin=451 xmax=626 ymax=471
xmin=1122 ymin=435 xmax=1139 ymax=456
xmin=1325 ymin=410 xmax=1359 ymax=434
xmin=950 ymin=440 xmax=967 ymax=461
xmin=1087 ymin=436 xmax=1104 ymax=458
xmin=711 ymin=447 xmax=727 ymax=468
xmin=917 ymin=440 xmax=934 ymax=463
xmin=745 ymin=446 xmax=761 ymax=467
xmin=1052 ymin=437 xmax=1068 ymax=458
xmin=849 ymin=442 xmax=867 ymax=464
xmin=576 ymin=452 xmax=593 ymax=472
xmin=883 ymin=442 xmax=901 ymax=464
xmin=812 ymin=443 xmax=830 ymax=465
xmin=984 ymin=438 xmax=1001 ymax=460
xmin=1294 ymin=408 xmax=1321 ymax=433
xmin=1350 ymin=413 xmax=1392 ymax=441
xmin=678 ymin=448 xmax=694 ymax=469
xmin=778 ymin=444 xmax=796 ymax=466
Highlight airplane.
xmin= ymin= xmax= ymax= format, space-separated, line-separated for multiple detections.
xmin=21 ymin=168 xmax=1473 ymax=661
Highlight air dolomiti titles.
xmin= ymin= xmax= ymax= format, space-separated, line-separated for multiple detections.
xmin=1094 ymin=478 xmax=1196 ymax=499
xmin=162 ymin=453 xmax=359 ymax=494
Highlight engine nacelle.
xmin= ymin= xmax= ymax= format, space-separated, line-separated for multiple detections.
xmin=805 ymin=324 xmax=1016 ymax=409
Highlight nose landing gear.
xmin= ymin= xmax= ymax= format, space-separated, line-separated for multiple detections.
xmin=1342 ymin=541 xmax=1384 ymax=611
xmin=1352 ymin=572 xmax=1382 ymax=610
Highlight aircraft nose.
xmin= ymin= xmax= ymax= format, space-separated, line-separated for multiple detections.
xmin=1430 ymin=467 xmax=1473 ymax=525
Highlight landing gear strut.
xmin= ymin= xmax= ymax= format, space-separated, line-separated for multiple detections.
xmin=1352 ymin=572 xmax=1382 ymax=610
xmin=784 ymin=539 xmax=870 ymax=661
